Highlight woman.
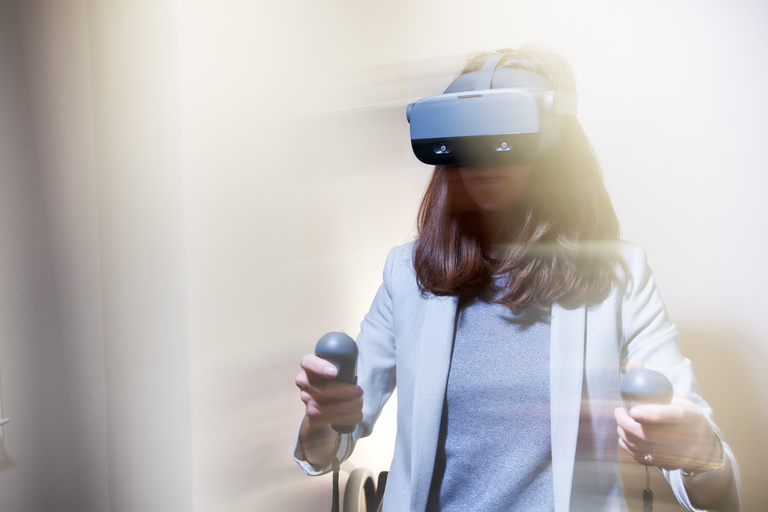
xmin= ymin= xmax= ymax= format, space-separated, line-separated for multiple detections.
xmin=294 ymin=46 xmax=739 ymax=511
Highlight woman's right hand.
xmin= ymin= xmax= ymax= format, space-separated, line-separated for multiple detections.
xmin=295 ymin=354 xmax=364 ymax=468
xmin=295 ymin=353 xmax=364 ymax=431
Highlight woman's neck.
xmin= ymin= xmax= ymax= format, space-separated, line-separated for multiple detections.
xmin=478 ymin=207 xmax=526 ymax=245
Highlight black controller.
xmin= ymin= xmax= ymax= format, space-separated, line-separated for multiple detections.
xmin=620 ymin=367 xmax=674 ymax=512
xmin=620 ymin=367 xmax=674 ymax=408
xmin=315 ymin=332 xmax=359 ymax=434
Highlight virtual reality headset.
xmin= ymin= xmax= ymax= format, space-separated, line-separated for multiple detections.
xmin=406 ymin=52 xmax=578 ymax=166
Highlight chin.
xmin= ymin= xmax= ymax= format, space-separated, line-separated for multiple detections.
xmin=476 ymin=195 xmax=524 ymax=212
xmin=478 ymin=203 xmax=514 ymax=212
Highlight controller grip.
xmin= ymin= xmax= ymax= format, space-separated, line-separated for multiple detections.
xmin=315 ymin=332 xmax=358 ymax=434
xmin=620 ymin=368 xmax=674 ymax=408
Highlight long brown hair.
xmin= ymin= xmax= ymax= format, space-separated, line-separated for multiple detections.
xmin=413 ymin=46 xmax=622 ymax=308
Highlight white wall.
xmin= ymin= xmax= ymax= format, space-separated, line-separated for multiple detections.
xmin=0 ymin=1 xmax=765 ymax=511
xmin=0 ymin=1 xmax=103 ymax=509
xmin=87 ymin=1 xmax=194 ymax=510
xmin=177 ymin=2 xmax=412 ymax=509
xmin=1 ymin=0 xmax=191 ymax=510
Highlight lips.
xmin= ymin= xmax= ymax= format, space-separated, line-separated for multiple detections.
xmin=459 ymin=167 xmax=510 ymax=182
xmin=467 ymin=172 xmax=508 ymax=183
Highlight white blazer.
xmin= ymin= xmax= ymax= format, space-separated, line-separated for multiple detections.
xmin=295 ymin=242 xmax=738 ymax=511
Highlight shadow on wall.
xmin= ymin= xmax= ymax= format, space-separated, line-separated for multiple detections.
xmin=678 ymin=324 xmax=768 ymax=512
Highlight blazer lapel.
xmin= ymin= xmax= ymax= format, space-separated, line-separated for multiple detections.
xmin=550 ymin=303 xmax=586 ymax=512
xmin=410 ymin=294 xmax=459 ymax=511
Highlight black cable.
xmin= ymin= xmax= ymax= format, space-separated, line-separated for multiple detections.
xmin=331 ymin=458 xmax=340 ymax=512
xmin=643 ymin=466 xmax=653 ymax=512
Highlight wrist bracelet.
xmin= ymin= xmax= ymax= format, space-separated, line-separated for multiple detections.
xmin=681 ymin=438 xmax=726 ymax=483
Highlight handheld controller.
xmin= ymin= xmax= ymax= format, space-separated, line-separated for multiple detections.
xmin=619 ymin=367 xmax=674 ymax=512
xmin=620 ymin=368 xmax=674 ymax=409
xmin=315 ymin=332 xmax=359 ymax=434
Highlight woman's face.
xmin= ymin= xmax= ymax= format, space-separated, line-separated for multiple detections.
xmin=458 ymin=164 xmax=534 ymax=212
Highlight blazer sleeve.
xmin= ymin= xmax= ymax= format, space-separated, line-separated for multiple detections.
xmin=619 ymin=244 xmax=740 ymax=511
xmin=293 ymin=246 xmax=400 ymax=476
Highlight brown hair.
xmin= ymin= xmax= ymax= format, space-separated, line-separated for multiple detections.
xmin=413 ymin=46 xmax=622 ymax=308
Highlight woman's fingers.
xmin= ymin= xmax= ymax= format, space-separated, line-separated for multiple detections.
xmin=298 ymin=380 xmax=363 ymax=404
xmin=300 ymin=353 xmax=339 ymax=379
xmin=614 ymin=393 xmax=719 ymax=469
xmin=295 ymin=354 xmax=339 ymax=393
xmin=302 ymin=390 xmax=364 ymax=426
xmin=296 ymin=352 xmax=364 ymax=428
xmin=625 ymin=393 xmax=699 ymax=423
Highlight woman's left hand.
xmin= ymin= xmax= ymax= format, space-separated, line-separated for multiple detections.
xmin=615 ymin=363 xmax=737 ymax=510
xmin=614 ymin=363 xmax=721 ymax=471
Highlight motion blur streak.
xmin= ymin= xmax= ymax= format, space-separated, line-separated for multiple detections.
xmin=0 ymin=0 xmax=765 ymax=511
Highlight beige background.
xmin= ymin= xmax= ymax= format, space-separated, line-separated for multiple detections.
xmin=0 ymin=0 xmax=765 ymax=510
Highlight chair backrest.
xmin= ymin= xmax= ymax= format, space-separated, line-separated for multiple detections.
xmin=343 ymin=468 xmax=387 ymax=512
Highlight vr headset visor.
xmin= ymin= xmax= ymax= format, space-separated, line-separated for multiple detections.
xmin=406 ymin=53 xmax=577 ymax=166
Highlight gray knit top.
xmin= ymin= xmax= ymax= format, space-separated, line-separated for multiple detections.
xmin=426 ymin=297 xmax=554 ymax=511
